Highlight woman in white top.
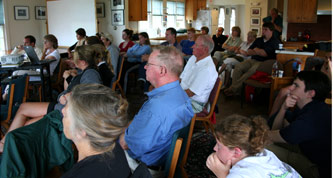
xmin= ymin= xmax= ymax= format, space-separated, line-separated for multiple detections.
xmin=41 ymin=34 xmax=60 ymax=76
xmin=206 ymin=114 xmax=300 ymax=178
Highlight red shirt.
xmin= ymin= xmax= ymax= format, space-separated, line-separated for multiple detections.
xmin=119 ymin=41 xmax=135 ymax=53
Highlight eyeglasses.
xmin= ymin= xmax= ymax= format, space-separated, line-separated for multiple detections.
xmin=145 ymin=63 xmax=162 ymax=67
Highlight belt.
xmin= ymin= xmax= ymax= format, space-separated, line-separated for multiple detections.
xmin=147 ymin=165 xmax=164 ymax=171
xmin=135 ymin=159 xmax=164 ymax=171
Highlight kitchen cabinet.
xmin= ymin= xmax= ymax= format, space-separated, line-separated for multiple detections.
xmin=288 ymin=0 xmax=317 ymax=23
xmin=185 ymin=0 xmax=206 ymax=21
xmin=129 ymin=0 xmax=147 ymax=21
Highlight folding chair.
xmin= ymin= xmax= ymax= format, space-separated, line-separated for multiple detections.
xmin=112 ymin=57 xmax=125 ymax=97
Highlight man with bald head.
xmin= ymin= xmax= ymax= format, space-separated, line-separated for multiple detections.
xmin=120 ymin=46 xmax=194 ymax=177
xmin=180 ymin=35 xmax=218 ymax=113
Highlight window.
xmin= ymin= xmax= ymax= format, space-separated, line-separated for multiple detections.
xmin=218 ymin=7 xmax=225 ymax=29
xmin=0 ymin=0 xmax=4 ymax=51
xmin=138 ymin=0 xmax=185 ymax=38
xmin=230 ymin=8 xmax=236 ymax=34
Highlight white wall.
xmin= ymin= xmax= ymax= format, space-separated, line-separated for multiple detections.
xmin=97 ymin=0 xmax=129 ymax=46
xmin=3 ymin=0 xmax=46 ymax=50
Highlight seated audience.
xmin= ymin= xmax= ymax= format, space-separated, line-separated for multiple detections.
xmin=11 ymin=35 xmax=42 ymax=60
xmin=0 ymin=45 xmax=103 ymax=152
xmin=85 ymin=37 xmax=114 ymax=87
xmin=101 ymin=33 xmax=119 ymax=82
xmin=41 ymin=34 xmax=61 ymax=76
xmin=218 ymin=31 xmax=257 ymax=88
xmin=180 ymin=27 xmax=196 ymax=59
xmin=211 ymin=27 xmax=228 ymax=56
xmin=121 ymin=32 xmax=151 ymax=92
xmin=213 ymin=26 xmax=242 ymax=69
xmin=180 ymin=35 xmax=218 ymax=113
xmin=67 ymin=28 xmax=86 ymax=59
xmin=119 ymin=46 xmax=194 ymax=178
xmin=161 ymin=27 xmax=182 ymax=51
xmin=61 ymin=84 xmax=131 ymax=178
xmin=268 ymin=71 xmax=331 ymax=178
xmin=201 ymin=26 xmax=209 ymax=35
xmin=119 ymin=29 xmax=135 ymax=56
xmin=224 ymin=22 xmax=279 ymax=96
xmin=206 ymin=114 xmax=300 ymax=178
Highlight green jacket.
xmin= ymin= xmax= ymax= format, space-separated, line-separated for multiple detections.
xmin=0 ymin=110 xmax=74 ymax=178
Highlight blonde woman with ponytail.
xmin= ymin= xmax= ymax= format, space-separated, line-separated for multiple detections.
xmin=0 ymin=45 xmax=102 ymax=152
xmin=62 ymin=84 xmax=131 ymax=177
xmin=206 ymin=114 xmax=300 ymax=178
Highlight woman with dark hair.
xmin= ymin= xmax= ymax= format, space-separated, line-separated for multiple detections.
xmin=206 ymin=114 xmax=300 ymax=178
xmin=0 ymin=45 xmax=102 ymax=152
xmin=67 ymin=28 xmax=87 ymax=59
xmin=119 ymin=29 xmax=135 ymax=56
xmin=62 ymin=84 xmax=131 ymax=177
xmin=121 ymin=32 xmax=151 ymax=92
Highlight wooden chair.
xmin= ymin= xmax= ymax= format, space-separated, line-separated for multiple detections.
xmin=164 ymin=115 xmax=196 ymax=178
xmin=0 ymin=75 xmax=29 ymax=131
xmin=167 ymin=138 xmax=183 ymax=178
xmin=52 ymin=58 xmax=69 ymax=93
xmin=196 ymin=78 xmax=222 ymax=133
xmin=112 ymin=57 xmax=125 ymax=97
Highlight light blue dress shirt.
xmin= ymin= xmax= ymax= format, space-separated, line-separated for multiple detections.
xmin=125 ymin=80 xmax=194 ymax=166
xmin=126 ymin=43 xmax=151 ymax=63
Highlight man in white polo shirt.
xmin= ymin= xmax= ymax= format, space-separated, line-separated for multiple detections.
xmin=11 ymin=35 xmax=43 ymax=60
xmin=180 ymin=35 xmax=218 ymax=113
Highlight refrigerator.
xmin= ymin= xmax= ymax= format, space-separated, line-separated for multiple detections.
xmin=193 ymin=9 xmax=219 ymax=35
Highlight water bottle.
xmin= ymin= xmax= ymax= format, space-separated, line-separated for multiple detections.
xmin=272 ymin=61 xmax=278 ymax=77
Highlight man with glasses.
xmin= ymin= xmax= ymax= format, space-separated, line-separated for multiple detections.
xmin=180 ymin=35 xmax=218 ymax=113
xmin=119 ymin=46 xmax=194 ymax=178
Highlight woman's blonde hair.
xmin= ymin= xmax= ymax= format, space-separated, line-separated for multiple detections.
xmin=74 ymin=44 xmax=113 ymax=72
xmin=67 ymin=84 xmax=129 ymax=153
xmin=215 ymin=114 xmax=270 ymax=156
xmin=44 ymin=34 xmax=58 ymax=49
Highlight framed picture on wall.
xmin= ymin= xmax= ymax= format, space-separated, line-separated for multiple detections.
xmin=35 ymin=6 xmax=46 ymax=20
xmin=96 ymin=3 xmax=105 ymax=18
xmin=251 ymin=7 xmax=261 ymax=16
xmin=112 ymin=10 xmax=124 ymax=26
xmin=14 ymin=6 xmax=29 ymax=20
xmin=111 ymin=0 xmax=124 ymax=10
xmin=250 ymin=27 xmax=260 ymax=35
xmin=250 ymin=17 xmax=260 ymax=26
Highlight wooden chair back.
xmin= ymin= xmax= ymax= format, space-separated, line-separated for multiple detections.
xmin=112 ymin=57 xmax=125 ymax=97
xmin=168 ymin=138 xmax=183 ymax=178
xmin=196 ymin=78 xmax=222 ymax=133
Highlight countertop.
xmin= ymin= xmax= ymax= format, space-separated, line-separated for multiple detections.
xmin=275 ymin=49 xmax=315 ymax=56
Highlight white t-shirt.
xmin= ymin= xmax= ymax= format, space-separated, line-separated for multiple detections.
xmin=45 ymin=49 xmax=61 ymax=76
xmin=11 ymin=46 xmax=43 ymax=60
xmin=180 ymin=55 xmax=218 ymax=104
xmin=236 ymin=41 xmax=254 ymax=60
xmin=228 ymin=149 xmax=301 ymax=178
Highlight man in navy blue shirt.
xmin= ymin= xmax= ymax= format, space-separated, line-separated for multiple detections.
xmin=268 ymin=71 xmax=331 ymax=178
xmin=119 ymin=46 xmax=194 ymax=177
xmin=224 ymin=22 xmax=279 ymax=96
xmin=161 ymin=27 xmax=182 ymax=51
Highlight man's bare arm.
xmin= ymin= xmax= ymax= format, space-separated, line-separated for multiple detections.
xmin=185 ymin=89 xmax=195 ymax=97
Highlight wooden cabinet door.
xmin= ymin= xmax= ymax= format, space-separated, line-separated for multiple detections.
xmin=185 ymin=0 xmax=198 ymax=21
xmin=302 ymin=0 xmax=317 ymax=23
xmin=287 ymin=0 xmax=302 ymax=22
xmin=141 ymin=0 xmax=148 ymax=21
xmin=129 ymin=0 xmax=142 ymax=21
xmin=197 ymin=0 xmax=206 ymax=10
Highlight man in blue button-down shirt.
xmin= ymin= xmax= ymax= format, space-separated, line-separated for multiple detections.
xmin=119 ymin=46 xmax=194 ymax=177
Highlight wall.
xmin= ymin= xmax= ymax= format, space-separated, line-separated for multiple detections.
xmin=97 ymin=0 xmax=130 ymax=46
xmin=3 ymin=0 xmax=46 ymax=50
xmin=287 ymin=15 xmax=332 ymax=41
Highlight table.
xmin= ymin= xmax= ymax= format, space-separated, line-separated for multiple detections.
xmin=275 ymin=50 xmax=315 ymax=76
xmin=1 ymin=62 xmax=53 ymax=102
